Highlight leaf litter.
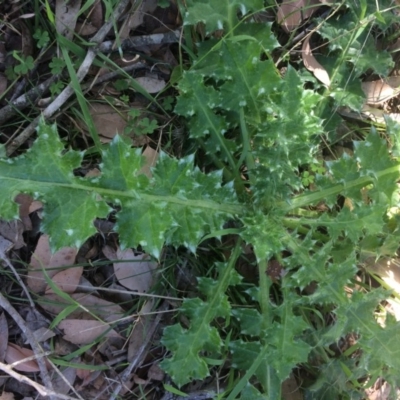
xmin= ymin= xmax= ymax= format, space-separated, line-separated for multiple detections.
xmin=1 ymin=0 xmax=400 ymax=399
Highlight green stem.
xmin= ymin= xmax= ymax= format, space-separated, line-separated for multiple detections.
xmin=3 ymin=176 xmax=242 ymax=215
xmin=225 ymin=344 xmax=271 ymax=400
xmin=258 ymin=259 xmax=270 ymax=329
xmin=282 ymin=217 xmax=330 ymax=243
xmin=285 ymin=164 xmax=400 ymax=211
xmin=238 ymin=107 xmax=256 ymax=186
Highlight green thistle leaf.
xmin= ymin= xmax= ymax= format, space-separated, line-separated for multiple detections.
xmin=0 ymin=119 xmax=241 ymax=256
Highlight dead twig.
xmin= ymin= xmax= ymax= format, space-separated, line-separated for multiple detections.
xmin=0 ymin=61 xmax=146 ymax=129
xmin=106 ymin=302 xmax=168 ymax=400
xmin=0 ymin=361 xmax=80 ymax=400
xmin=5 ymin=0 xmax=133 ymax=156
xmin=99 ymin=29 xmax=181 ymax=53
xmin=0 ymin=243 xmax=36 ymax=309
xmin=82 ymin=61 xmax=146 ymax=91
xmin=0 ymin=74 xmax=59 ymax=127
xmin=0 ymin=292 xmax=55 ymax=399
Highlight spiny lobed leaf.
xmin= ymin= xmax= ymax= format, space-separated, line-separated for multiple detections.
xmin=161 ymin=256 xmax=242 ymax=386
xmin=176 ymin=26 xmax=323 ymax=206
xmin=167 ymin=1 xmax=400 ymax=396
xmin=175 ymin=22 xmax=280 ymax=169
xmin=0 ymin=119 xmax=241 ymax=257
xmin=0 ymin=122 xmax=110 ymax=249
xmin=231 ymin=292 xmax=311 ymax=384
xmin=183 ymin=0 xmax=265 ymax=34
xmin=168 ymin=2 xmax=400 ymax=394
xmin=318 ymin=9 xmax=394 ymax=77
xmin=2 ymin=2 xmax=400 ymax=397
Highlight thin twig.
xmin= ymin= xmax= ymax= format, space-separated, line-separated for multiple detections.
xmin=107 ymin=302 xmax=167 ymax=400
xmin=23 ymin=275 xmax=181 ymax=301
xmin=99 ymin=29 xmax=181 ymax=53
xmin=0 ymin=292 xmax=55 ymax=398
xmin=0 ymin=361 xmax=80 ymax=400
xmin=0 ymin=74 xmax=59 ymax=127
xmin=0 ymin=246 xmax=35 ymax=308
xmin=5 ymin=0 xmax=132 ymax=156
xmin=82 ymin=61 xmax=146 ymax=90
xmin=0 ymin=242 xmax=59 ymax=358
xmin=0 ymin=61 xmax=145 ymax=130
xmin=46 ymin=357 xmax=86 ymax=400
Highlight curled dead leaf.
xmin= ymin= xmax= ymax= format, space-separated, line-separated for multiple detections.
xmin=9 ymin=19 xmax=34 ymax=58
xmin=302 ymin=35 xmax=331 ymax=86
xmin=5 ymin=343 xmax=50 ymax=372
xmin=277 ymin=0 xmax=321 ymax=32
xmin=14 ymin=193 xmax=33 ymax=230
xmin=29 ymin=200 xmax=43 ymax=213
xmin=361 ymin=78 xmax=400 ymax=105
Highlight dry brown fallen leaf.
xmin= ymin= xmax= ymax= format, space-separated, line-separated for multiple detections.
xmin=277 ymin=0 xmax=321 ymax=32
xmin=27 ymin=235 xmax=78 ymax=293
xmin=5 ymin=343 xmax=49 ymax=372
xmin=75 ymin=0 xmax=103 ymax=36
xmin=14 ymin=193 xmax=33 ymax=231
xmin=87 ymin=0 xmax=103 ymax=28
xmin=135 ymin=76 xmax=166 ymax=94
xmin=0 ymin=392 xmax=14 ymax=400
xmin=58 ymin=319 xmax=121 ymax=345
xmin=128 ymin=300 xmax=154 ymax=362
xmin=365 ymin=380 xmax=391 ymax=400
xmin=27 ymin=327 xmax=55 ymax=344
xmin=88 ymin=103 xmax=128 ymax=142
xmin=29 ymin=199 xmax=43 ymax=214
xmin=11 ymin=19 xmax=34 ymax=58
xmin=302 ymin=35 xmax=331 ymax=86
xmin=112 ymin=247 xmax=157 ymax=293
xmin=0 ymin=220 xmax=25 ymax=250
xmin=45 ymin=266 xmax=83 ymax=294
xmin=141 ymin=146 xmax=159 ymax=178
xmin=87 ymin=103 xmax=148 ymax=145
xmin=147 ymin=363 xmax=165 ymax=381
xmin=364 ymin=257 xmax=400 ymax=321
xmin=341 ymin=105 xmax=400 ymax=126
xmin=361 ymin=77 xmax=400 ymax=105
xmin=51 ymin=365 xmax=77 ymax=396
xmin=119 ymin=0 xmax=158 ymax=39
xmin=281 ymin=373 xmax=303 ymax=400
xmin=75 ymin=367 xmax=103 ymax=390
xmin=55 ymin=0 xmax=82 ymax=40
